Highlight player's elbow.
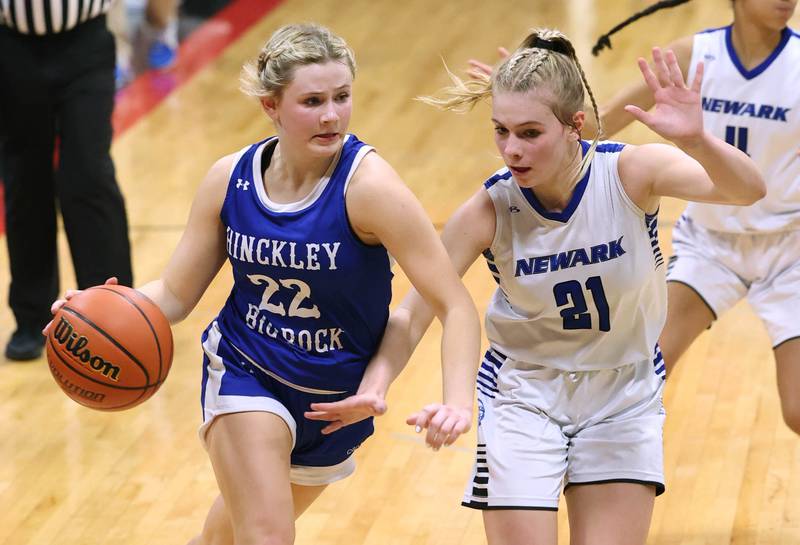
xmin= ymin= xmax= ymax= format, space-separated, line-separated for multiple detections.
xmin=737 ymin=176 xmax=767 ymax=205
xmin=155 ymin=279 xmax=196 ymax=324
xmin=751 ymin=178 xmax=768 ymax=203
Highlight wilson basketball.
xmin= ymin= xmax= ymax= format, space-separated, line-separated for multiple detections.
xmin=45 ymin=285 xmax=174 ymax=411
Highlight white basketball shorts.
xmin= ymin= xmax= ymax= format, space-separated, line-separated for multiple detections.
xmin=463 ymin=348 xmax=665 ymax=510
xmin=668 ymin=215 xmax=800 ymax=348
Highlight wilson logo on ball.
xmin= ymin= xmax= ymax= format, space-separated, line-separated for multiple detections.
xmin=52 ymin=316 xmax=122 ymax=381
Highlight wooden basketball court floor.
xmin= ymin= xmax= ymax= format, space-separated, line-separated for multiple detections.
xmin=1 ymin=1 xmax=799 ymax=543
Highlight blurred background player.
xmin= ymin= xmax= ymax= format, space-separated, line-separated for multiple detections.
xmin=112 ymin=0 xmax=180 ymax=87
xmin=591 ymin=0 xmax=800 ymax=436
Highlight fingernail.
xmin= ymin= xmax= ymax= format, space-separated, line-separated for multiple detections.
xmin=415 ymin=425 xmax=422 ymax=433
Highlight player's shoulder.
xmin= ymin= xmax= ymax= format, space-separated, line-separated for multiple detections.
xmin=204 ymin=153 xmax=238 ymax=189
xmin=616 ymin=142 xmax=686 ymax=196
xmin=618 ymin=142 xmax=678 ymax=173
xmin=212 ymin=152 xmax=239 ymax=175
xmin=193 ymin=152 xmax=240 ymax=213
xmin=350 ymin=148 xmax=391 ymax=177
xmin=686 ymin=26 xmax=725 ymax=54
xmin=593 ymin=140 xmax=626 ymax=155
xmin=347 ymin=149 xmax=405 ymax=198
xmin=483 ymin=166 xmax=512 ymax=190
xmin=694 ymin=25 xmax=728 ymax=37
xmin=785 ymin=26 xmax=800 ymax=48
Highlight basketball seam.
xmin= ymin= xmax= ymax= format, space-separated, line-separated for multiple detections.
xmin=101 ymin=394 xmax=158 ymax=411
xmin=94 ymin=286 xmax=168 ymax=383
xmin=47 ymin=335 xmax=163 ymax=392
xmin=97 ymin=286 xmax=172 ymax=403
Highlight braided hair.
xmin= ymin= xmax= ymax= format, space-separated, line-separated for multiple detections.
xmin=592 ymin=0 xmax=692 ymax=56
xmin=420 ymin=28 xmax=602 ymax=183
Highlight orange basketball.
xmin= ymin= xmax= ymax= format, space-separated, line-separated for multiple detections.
xmin=45 ymin=284 xmax=173 ymax=411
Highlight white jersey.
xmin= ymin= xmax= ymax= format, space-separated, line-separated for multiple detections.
xmin=482 ymin=141 xmax=666 ymax=372
xmin=684 ymin=25 xmax=800 ymax=233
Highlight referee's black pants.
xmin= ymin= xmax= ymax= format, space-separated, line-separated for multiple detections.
xmin=0 ymin=15 xmax=133 ymax=332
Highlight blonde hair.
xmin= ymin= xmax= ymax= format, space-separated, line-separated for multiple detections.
xmin=240 ymin=23 xmax=356 ymax=99
xmin=421 ymin=28 xmax=602 ymax=181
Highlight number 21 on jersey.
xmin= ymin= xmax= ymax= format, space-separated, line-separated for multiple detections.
xmin=553 ymin=276 xmax=611 ymax=332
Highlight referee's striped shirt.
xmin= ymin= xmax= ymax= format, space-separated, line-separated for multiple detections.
xmin=0 ymin=0 xmax=113 ymax=35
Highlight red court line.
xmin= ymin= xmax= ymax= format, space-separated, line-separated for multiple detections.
xmin=0 ymin=0 xmax=284 ymax=235
xmin=113 ymin=0 xmax=285 ymax=137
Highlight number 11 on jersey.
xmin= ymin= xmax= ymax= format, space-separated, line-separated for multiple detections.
xmin=725 ymin=125 xmax=749 ymax=155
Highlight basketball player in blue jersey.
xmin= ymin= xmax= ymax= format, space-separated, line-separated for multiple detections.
xmin=470 ymin=0 xmax=800 ymax=438
xmin=46 ymin=23 xmax=481 ymax=545
xmin=316 ymin=28 xmax=765 ymax=545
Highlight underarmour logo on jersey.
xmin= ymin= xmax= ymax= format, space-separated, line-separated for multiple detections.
xmin=236 ymin=179 xmax=250 ymax=190
xmin=704 ymin=54 xmax=715 ymax=61
xmin=509 ymin=206 xmax=520 ymax=213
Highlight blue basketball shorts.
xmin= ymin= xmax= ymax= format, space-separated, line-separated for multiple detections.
xmin=199 ymin=321 xmax=374 ymax=486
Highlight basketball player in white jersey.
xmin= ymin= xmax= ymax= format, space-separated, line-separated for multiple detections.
xmin=468 ymin=0 xmax=800 ymax=439
xmin=45 ymin=24 xmax=481 ymax=545
xmin=312 ymin=28 xmax=764 ymax=544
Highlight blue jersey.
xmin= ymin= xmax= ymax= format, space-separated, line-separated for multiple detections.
xmin=214 ymin=134 xmax=393 ymax=392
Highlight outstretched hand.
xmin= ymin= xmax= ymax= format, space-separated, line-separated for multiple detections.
xmin=305 ymin=393 xmax=388 ymax=435
xmin=42 ymin=277 xmax=119 ymax=336
xmin=466 ymin=46 xmax=510 ymax=80
xmin=406 ymin=403 xmax=472 ymax=450
xmin=625 ymin=47 xmax=704 ymax=145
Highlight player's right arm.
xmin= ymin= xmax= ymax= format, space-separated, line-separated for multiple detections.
xmin=306 ymin=188 xmax=496 ymax=439
xmin=137 ymin=156 xmax=234 ymax=324
xmin=359 ymin=187 xmax=494 ymax=398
